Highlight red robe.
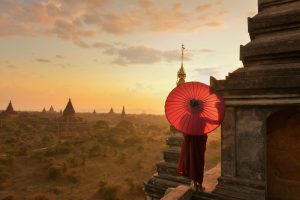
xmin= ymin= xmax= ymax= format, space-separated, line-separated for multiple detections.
xmin=178 ymin=134 xmax=208 ymax=184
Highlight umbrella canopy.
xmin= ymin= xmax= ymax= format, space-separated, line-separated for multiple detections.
xmin=165 ymin=82 xmax=224 ymax=135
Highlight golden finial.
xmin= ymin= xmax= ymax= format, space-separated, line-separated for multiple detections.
xmin=177 ymin=43 xmax=186 ymax=86
xmin=181 ymin=43 xmax=185 ymax=67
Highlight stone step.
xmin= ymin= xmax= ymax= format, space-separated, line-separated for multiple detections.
xmin=166 ymin=135 xmax=184 ymax=147
xmin=144 ymin=175 xmax=190 ymax=199
xmin=163 ymin=147 xmax=181 ymax=163
xmin=157 ymin=161 xmax=179 ymax=176
xmin=157 ymin=174 xmax=191 ymax=185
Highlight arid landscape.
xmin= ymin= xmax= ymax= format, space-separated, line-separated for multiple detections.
xmin=0 ymin=112 xmax=220 ymax=200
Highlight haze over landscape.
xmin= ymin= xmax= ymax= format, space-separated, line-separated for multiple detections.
xmin=0 ymin=0 xmax=256 ymax=114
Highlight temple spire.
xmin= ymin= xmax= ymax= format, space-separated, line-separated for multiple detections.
xmin=109 ymin=107 xmax=114 ymax=114
xmin=121 ymin=106 xmax=126 ymax=116
xmin=177 ymin=44 xmax=186 ymax=86
xmin=63 ymin=98 xmax=75 ymax=117
xmin=181 ymin=43 xmax=185 ymax=67
xmin=6 ymin=101 xmax=14 ymax=113
xmin=49 ymin=105 xmax=55 ymax=113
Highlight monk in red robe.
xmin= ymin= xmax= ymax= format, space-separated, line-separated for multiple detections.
xmin=178 ymin=134 xmax=207 ymax=190
xmin=178 ymin=99 xmax=221 ymax=191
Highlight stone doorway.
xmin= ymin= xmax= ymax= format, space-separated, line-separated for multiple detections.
xmin=267 ymin=110 xmax=300 ymax=200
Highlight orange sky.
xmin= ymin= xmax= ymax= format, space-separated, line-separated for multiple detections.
xmin=0 ymin=0 xmax=257 ymax=114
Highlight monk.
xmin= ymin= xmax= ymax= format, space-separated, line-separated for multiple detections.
xmin=178 ymin=99 xmax=222 ymax=191
xmin=178 ymin=134 xmax=207 ymax=190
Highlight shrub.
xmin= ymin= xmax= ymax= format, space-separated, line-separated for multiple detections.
xmin=66 ymin=170 xmax=81 ymax=183
xmin=106 ymin=134 xmax=122 ymax=146
xmin=88 ymin=144 xmax=104 ymax=157
xmin=136 ymin=160 xmax=143 ymax=169
xmin=68 ymin=154 xmax=86 ymax=167
xmin=124 ymin=178 xmax=135 ymax=191
xmin=31 ymin=150 xmax=46 ymax=160
xmin=33 ymin=193 xmax=55 ymax=200
xmin=47 ymin=165 xmax=64 ymax=180
xmin=123 ymin=136 xmax=141 ymax=146
xmin=137 ymin=145 xmax=144 ymax=151
xmin=94 ymin=120 xmax=109 ymax=130
xmin=116 ymin=120 xmax=135 ymax=132
xmin=147 ymin=125 xmax=161 ymax=132
xmin=108 ymin=127 xmax=130 ymax=136
xmin=6 ymin=147 xmax=27 ymax=157
xmin=97 ymin=181 xmax=120 ymax=200
xmin=115 ymin=153 xmax=126 ymax=164
xmin=43 ymin=142 xmax=72 ymax=157
xmin=3 ymin=123 xmax=20 ymax=133
xmin=55 ymin=142 xmax=72 ymax=154
xmin=47 ymin=187 xmax=63 ymax=195
xmin=124 ymin=178 xmax=144 ymax=195
xmin=0 ymin=164 xmax=9 ymax=180
xmin=1 ymin=195 xmax=14 ymax=200
xmin=4 ymin=136 xmax=17 ymax=145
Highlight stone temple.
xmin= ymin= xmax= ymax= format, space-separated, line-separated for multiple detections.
xmin=147 ymin=0 xmax=300 ymax=199
xmin=210 ymin=0 xmax=300 ymax=199
xmin=2 ymin=101 xmax=17 ymax=116
xmin=63 ymin=98 xmax=75 ymax=118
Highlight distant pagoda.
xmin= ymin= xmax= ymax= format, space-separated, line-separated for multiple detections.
xmin=49 ymin=105 xmax=55 ymax=113
xmin=63 ymin=98 xmax=75 ymax=117
xmin=108 ymin=107 xmax=115 ymax=114
xmin=3 ymin=101 xmax=16 ymax=115
xmin=6 ymin=101 xmax=14 ymax=113
xmin=42 ymin=107 xmax=46 ymax=113
xmin=121 ymin=106 xmax=126 ymax=116
xmin=93 ymin=109 xmax=96 ymax=114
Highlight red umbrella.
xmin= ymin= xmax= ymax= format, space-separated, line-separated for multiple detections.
xmin=165 ymin=82 xmax=224 ymax=135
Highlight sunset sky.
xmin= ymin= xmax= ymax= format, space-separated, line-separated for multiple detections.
xmin=0 ymin=0 xmax=257 ymax=114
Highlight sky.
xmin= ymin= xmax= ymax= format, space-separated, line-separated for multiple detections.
xmin=0 ymin=0 xmax=257 ymax=114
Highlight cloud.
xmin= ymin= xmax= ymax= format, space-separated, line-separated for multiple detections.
xmin=194 ymin=67 xmax=223 ymax=77
xmin=99 ymin=45 xmax=193 ymax=65
xmin=0 ymin=0 xmax=228 ymax=46
xmin=195 ymin=49 xmax=215 ymax=53
xmin=205 ymin=21 xmax=223 ymax=27
xmin=36 ymin=58 xmax=51 ymax=63
xmin=47 ymin=19 xmax=94 ymax=48
xmin=56 ymin=63 xmax=67 ymax=68
xmin=108 ymin=45 xmax=162 ymax=65
xmin=134 ymin=1 xmax=227 ymax=32
xmin=84 ymin=10 xmax=141 ymax=35
xmin=134 ymin=82 xmax=153 ymax=91
xmin=196 ymin=4 xmax=212 ymax=12
xmin=93 ymin=42 xmax=113 ymax=48
xmin=7 ymin=64 xmax=17 ymax=69
xmin=55 ymin=55 xmax=64 ymax=59
xmin=135 ymin=82 xmax=144 ymax=90
xmin=163 ymin=50 xmax=192 ymax=62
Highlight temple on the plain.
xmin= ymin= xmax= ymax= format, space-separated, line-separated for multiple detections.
xmin=63 ymin=98 xmax=76 ymax=118
xmin=2 ymin=101 xmax=17 ymax=117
